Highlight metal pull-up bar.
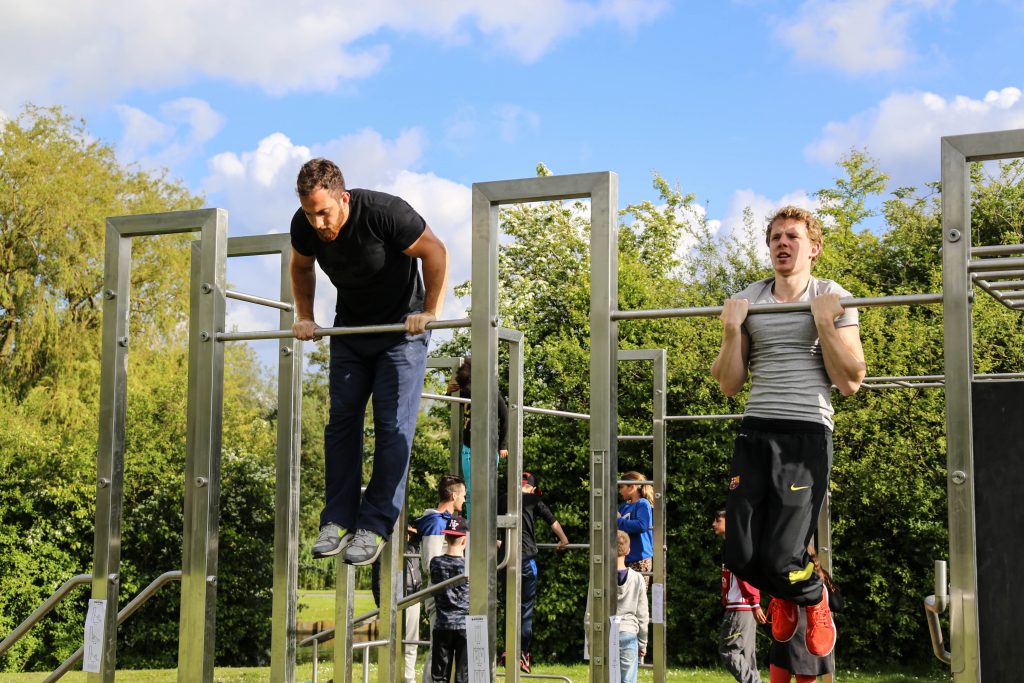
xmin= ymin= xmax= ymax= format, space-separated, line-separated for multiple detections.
xmin=611 ymin=292 xmax=944 ymax=321
xmin=216 ymin=317 xmax=472 ymax=342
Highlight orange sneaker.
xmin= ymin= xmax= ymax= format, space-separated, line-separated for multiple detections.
xmin=769 ymin=598 xmax=798 ymax=642
xmin=805 ymin=587 xmax=837 ymax=657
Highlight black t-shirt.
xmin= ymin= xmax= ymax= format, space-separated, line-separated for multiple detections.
xmin=498 ymin=491 xmax=556 ymax=561
xmin=459 ymin=387 xmax=508 ymax=450
xmin=290 ymin=189 xmax=426 ymax=326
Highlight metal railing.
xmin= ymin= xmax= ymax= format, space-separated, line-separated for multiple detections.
xmin=302 ymin=529 xmax=512 ymax=681
xmin=45 ymin=571 xmax=182 ymax=681
xmin=923 ymin=559 xmax=952 ymax=665
xmin=0 ymin=574 xmax=92 ymax=658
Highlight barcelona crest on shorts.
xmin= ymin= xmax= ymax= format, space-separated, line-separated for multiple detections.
xmin=729 ymin=475 xmax=740 ymax=490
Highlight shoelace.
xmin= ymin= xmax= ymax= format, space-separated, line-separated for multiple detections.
xmin=808 ymin=601 xmax=832 ymax=627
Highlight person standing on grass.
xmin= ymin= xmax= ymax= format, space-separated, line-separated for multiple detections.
xmin=617 ymin=471 xmax=654 ymax=590
xmin=430 ymin=516 xmax=470 ymax=683
xmin=714 ymin=508 xmax=766 ymax=683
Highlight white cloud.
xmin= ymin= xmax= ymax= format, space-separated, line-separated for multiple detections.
xmin=806 ymin=87 xmax=1024 ymax=186
xmin=203 ymin=128 xmax=473 ymax=331
xmin=777 ymin=0 xmax=945 ymax=75
xmin=114 ymin=97 xmax=225 ymax=170
xmin=0 ymin=0 xmax=668 ymax=110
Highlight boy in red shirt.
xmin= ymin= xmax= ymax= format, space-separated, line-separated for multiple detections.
xmin=714 ymin=508 xmax=766 ymax=683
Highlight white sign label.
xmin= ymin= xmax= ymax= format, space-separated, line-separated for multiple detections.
xmin=607 ymin=616 xmax=622 ymax=683
xmin=466 ymin=615 xmax=490 ymax=683
xmin=83 ymin=599 xmax=107 ymax=673
xmin=651 ymin=582 xmax=665 ymax=624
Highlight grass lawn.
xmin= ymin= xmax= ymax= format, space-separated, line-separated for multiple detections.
xmin=2 ymin=591 xmax=949 ymax=682
xmin=296 ymin=589 xmax=377 ymax=624
xmin=0 ymin=662 xmax=951 ymax=683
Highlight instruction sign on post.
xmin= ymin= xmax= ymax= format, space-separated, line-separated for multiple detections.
xmin=466 ymin=615 xmax=490 ymax=682
xmin=651 ymin=582 xmax=665 ymax=623
xmin=83 ymin=599 xmax=106 ymax=673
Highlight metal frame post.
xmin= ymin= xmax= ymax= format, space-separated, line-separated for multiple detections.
xmin=941 ymin=127 xmax=1024 ymax=682
xmin=333 ymin=565 xmax=356 ymax=682
xmin=589 ymin=175 xmax=619 ymax=683
xmin=90 ymin=209 xmax=227 ymax=682
xmin=471 ymin=172 xmax=617 ymax=680
xmin=377 ymin=512 xmax=404 ymax=682
xmin=224 ymin=234 xmax=304 ymax=683
xmin=89 ymin=219 xmax=132 ymax=682
xmin=500 ymin=328 xmax=525 ymax=683
xmin=470 ymin=178 xmax=501 ymax=677
xmin=179 ymin=211 xmax=229 ymax=683
xmin=616 ymin=349 xmax=666 ymax=680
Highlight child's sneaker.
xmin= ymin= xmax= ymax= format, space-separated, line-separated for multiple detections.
xmin=805 ymin=587 xmax=837 ymax=657
xmin=769 ymin=598 xmax=799 ymax=642
xmin=519 ymin=651 xmax=531 ymax=673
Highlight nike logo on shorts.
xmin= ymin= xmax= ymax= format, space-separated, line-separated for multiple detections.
xmin=790 ymin=484 xmax=811 ymax=491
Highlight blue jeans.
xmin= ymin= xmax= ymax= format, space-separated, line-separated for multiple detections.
xmin=521 ymin=558 xmax=538 ymax=653
xmin=460 ymin=444 xmax=500 ymax=520
xmin=321 ymin=326 xmax=429 ymax=538
xmin=619 ymin=631 xmax=638 ymax=683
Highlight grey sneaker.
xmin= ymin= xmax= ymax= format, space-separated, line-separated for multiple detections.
xmin=312 ymin=523 xmax=350 ymax=558
xmin=342 ymin=529 xmax=386 ymax=566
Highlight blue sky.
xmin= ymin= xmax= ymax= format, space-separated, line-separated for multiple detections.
xmin=3 ymin=0 xmax=1023 ymax=361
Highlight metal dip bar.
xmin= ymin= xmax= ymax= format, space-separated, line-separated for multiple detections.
xmin=215 ymin=316 xmax=472 ymax=342
xmin=611 ymin=292 xmax=945 ymax=321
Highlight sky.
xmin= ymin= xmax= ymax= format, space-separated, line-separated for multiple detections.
xmin=2 ymin=0 xmax=1024 ymax=366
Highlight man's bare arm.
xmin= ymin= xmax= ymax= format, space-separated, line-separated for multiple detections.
xmin=812 ymin=294 xmax=866 ymax=396
xmin=290 ymin=250 xmax=320 ymax=340
xmin=711 ymin=298 xmax=750 ymax=396
xmin=403 ymin=224 xmax=449 ymax=334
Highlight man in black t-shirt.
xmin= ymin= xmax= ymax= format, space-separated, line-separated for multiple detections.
xmin=498 ymin=472 xmax=569 ymax=673
xmin=290 ymin=158 xmax=449 ymax=566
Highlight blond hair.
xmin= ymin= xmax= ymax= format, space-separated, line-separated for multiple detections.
xmin=616 ymin=530 xmax=631 ymax=558
xmin=765 ymin=205 xmax=823 ymax=254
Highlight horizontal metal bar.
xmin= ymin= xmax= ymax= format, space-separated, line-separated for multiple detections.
xmin=216 ymin=317 xmax=471 ymax=342
xmin=999 ymin=291 xmax=1024 ymax=300
xmin=665 ymin=414 xmax=743 ymax=422
xmin=863 ymin=373 xmax=1024 ymax=382
xmin=982 ymin=280 xmax=1024 ymax=291
xmin=536 ymin=543 xmax=590 ymax=550
xmin=497 ymin=672 xmax=574 ymax=682
xmin=612 ymin=293 xmax=944 ymax=321
xmin=862 ymin=382 xmax=945 ymax=389
xmin=971 ymin=244 xmax=1024 ymax=256
xmin=970 ymin=257 xmax=1024 ymax=272
xmin=226 ymin=233 xmax=291 ymax=257
xmin=522 ymin=405 xmax=590 ymax=420
xmin=967 ymin=269 xmax=1024 ymax=280
xmin=422 ymin=393 xmax=590 ymax=422
xmin=0 ymin=574 xmax=92 ymax=657
xmin=422 ymin=392 xmax=471 ymax=405
xmin=616 ymin=479 xmax=655 ymax=486
xmin=617 ymin=435 xmax=654 ymax=441
xmin=971 ymin=274 xmax=1020 ymax=311
xmin=864 ymin=374 xmax=944 ymax=382
xmin=225 ymin=289 xmax=293 ymax=312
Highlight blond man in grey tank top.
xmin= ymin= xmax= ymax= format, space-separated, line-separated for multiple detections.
xmin=710 ymin=206 xmax=866 ymax=660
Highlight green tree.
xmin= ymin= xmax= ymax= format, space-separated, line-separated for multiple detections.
xmin=0 ymin=105 xmax=280 ymax=672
